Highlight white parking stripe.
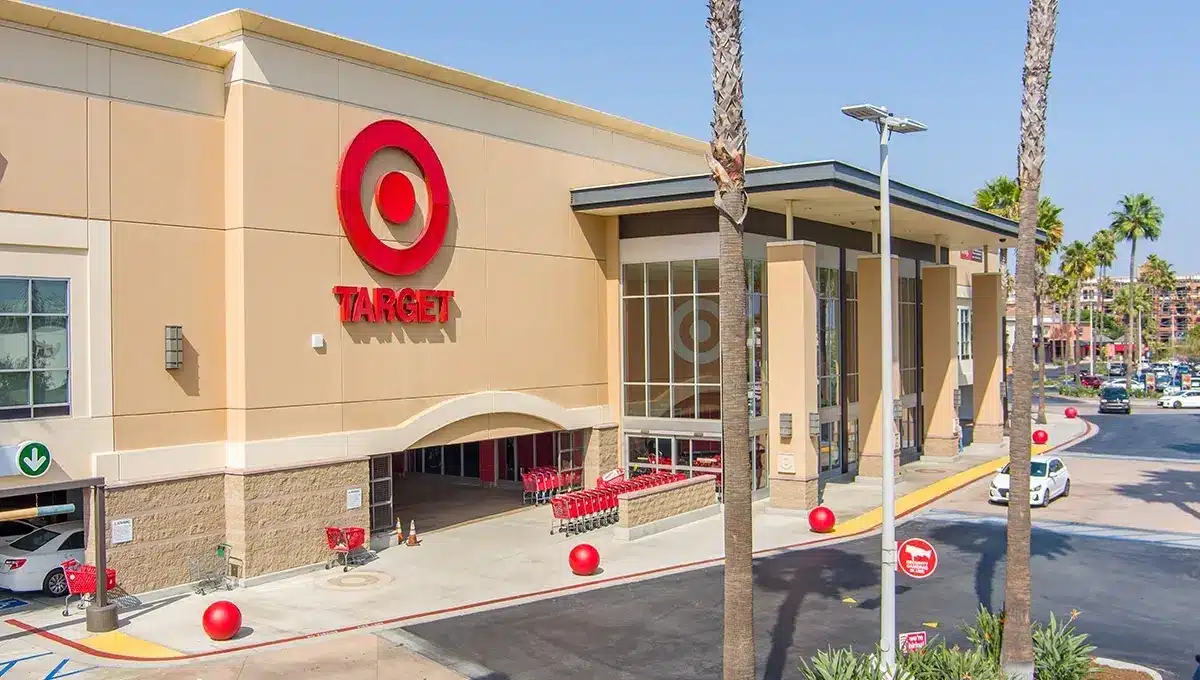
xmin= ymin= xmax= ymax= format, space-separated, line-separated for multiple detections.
xmin=919 ymin=509 xmax=1200 ymax=550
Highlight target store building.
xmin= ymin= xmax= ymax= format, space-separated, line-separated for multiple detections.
xmin=0 ymin=1 xmax=1017 ymax=593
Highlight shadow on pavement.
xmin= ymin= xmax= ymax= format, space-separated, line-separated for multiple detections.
xmin=928 ymin=520 xmax=1073 ymax=613
xmin=1113 ymin=469 xmax=1200 ymax=521
xmin=754 ymin=547 xmax=878 ymax=680
xmin=1166 ymin=441 xmax=1200 ymax=456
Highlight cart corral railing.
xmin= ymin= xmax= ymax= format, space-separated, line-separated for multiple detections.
xmin=615 ymin=474 xmax=718 ymax=541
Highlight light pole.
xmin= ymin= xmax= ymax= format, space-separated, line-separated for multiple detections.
xmin=841 ymin=103 xmax=926 ymax=676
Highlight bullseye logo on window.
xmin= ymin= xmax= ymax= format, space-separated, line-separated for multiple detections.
xmin=332 ymin=119 xmax=454 ymax=324
xmin=673 ymin=298 xmax=721 ymax=365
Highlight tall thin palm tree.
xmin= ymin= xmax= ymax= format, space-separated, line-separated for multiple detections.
xmin=706 ymin=2 xmax=753 ymax=678
xmin=1090 ymin=229 xmax=1117 ymax=369
xmin=1003 ymin=1 xmax=1058 ymax=677
xmin=1109 ymin=193 xmax=1165 ymax=379
xmin=1032 ymin=197 xmax=1063 ymax=423
xmin=1060 ymin=240 xmax=1096 ymax=382
xmin=1142 ymin=254 xmax=1177 ymax=356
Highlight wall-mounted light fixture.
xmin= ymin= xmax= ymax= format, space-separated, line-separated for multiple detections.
xmin=779 ymin=412 xmax=793 ymax=439
xmin=164 ymin=325 xmax=183 ymax=370
xmin=808 ymin=412 xmax=821 ymax=438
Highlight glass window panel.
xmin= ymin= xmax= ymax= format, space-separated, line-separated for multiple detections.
xmin=671 ymin=261 xmax=694 ymax=295
xmin=33 ymin=371 xmax=67 ymax=406
xmin=424 ymin=447 xmax=442 ymax=474
xmin=746 ymin=259 xmax=764 ymax=294
xmin=671 ymin=296 xmax=696 ymax=383
xmin=695 ymin=295 xmax=720 ymax=383
xmin=444 ymin=444 xmax=462 ymax=476
xmin=0 ymin=281 xmax=27 ymax=314
xmin=647 ymin=297 xmax=671 ymax=383
xmin=646 ymin=262 xmax=670 ymax=296
xmin=624 ymin=384 xmax=647 ymax=417
xmin=647 ymin=383 xmax=671 ymax=418
xmin=623 ymin=263 xmax=645 ymax=297
xmin=623 ymin=298 xmax=646 ymax=382
xmin=672 ymin=384 xmax=696 ymax=419
xmin=697 ymin=385 xmax=721 ymax=420
xmin=749 ymin=294 xmax=764 ymax=383
xmin=32 ymin=317 xmax=67 ymax=369
xmin=31 ymin=280 xmax=68 ymax=314
xmin=0 ymin=373 xmax=29 ymax=408
xmin=0 ymin=317 xmax=30 ymax=370
xmin=696 ymin=259 xmax=719 ymax=294
xmin=753 ymin=435 xmax=768 ymax=490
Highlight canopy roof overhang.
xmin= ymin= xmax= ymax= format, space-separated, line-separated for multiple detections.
xmin=572 ymin=160 xmax=1039 ymax=251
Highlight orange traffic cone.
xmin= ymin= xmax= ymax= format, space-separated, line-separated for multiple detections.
xmin=406 ymin=519 xmax=420 ymax=546
xmin=395 ymin=518 xmax=403 ymax=545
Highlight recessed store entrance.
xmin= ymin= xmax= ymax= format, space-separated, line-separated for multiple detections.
xmin=367 ymin=430 xmax=587 ymax=536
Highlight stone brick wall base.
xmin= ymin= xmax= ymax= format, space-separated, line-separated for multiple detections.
xmin=583 ymin=424 xmax=620 ymax=489
xmin=618 ymin=475 xmax=717 ymax=528
xmin=767 ymin=475 xmax=819 ymax=511
xmin=922 ymin=434 xmax=959 ymax=458
xmin=973 ymin=423 xmax=1005 ymax=444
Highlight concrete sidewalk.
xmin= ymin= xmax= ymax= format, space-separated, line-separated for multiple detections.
xmin=1 ymin=414 xmax=1086 ymax=671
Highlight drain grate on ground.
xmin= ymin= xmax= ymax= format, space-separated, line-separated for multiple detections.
xmin=316 ymin=570 xmax=394 ymax=590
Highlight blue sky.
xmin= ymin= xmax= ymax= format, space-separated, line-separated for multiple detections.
xmin=47 ymin=1 xmax=1199 ymax=273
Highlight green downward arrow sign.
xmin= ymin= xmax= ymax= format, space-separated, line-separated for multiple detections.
xmin=17 ymin=441 xmax=51 ymax=478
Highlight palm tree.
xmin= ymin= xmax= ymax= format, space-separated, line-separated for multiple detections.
xmin=1032 ymin=197 xmax=1064 ymax=423
xmin=1089 ymin=229 xmax=1117 ymax=371
xmin=1142 ymin=254 xmax=1176 ymax=356
xmin=1114 ymin=282 xmax=1154 ymax=358
xmin=706 ymin=2 xmax=753 ymax=678
xmin=1060 ymin=240 xmax=1097 ymax=382
xmin=1046 ymin=273 xmax=1072 ymax=365
xmin=1002 ymin=0 xmax=1058 ymax=677
xmin=1109 ymin=193 xmax=1165 ymax=378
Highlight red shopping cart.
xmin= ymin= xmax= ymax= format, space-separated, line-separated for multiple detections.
xmin=324 ymin=526 xmax=369 ymax=572
xmin=60 ymin=558 xmax=117 ymax=616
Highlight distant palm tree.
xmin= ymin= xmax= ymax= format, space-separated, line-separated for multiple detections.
xmin=1114 ymin=282 xmax=1155 ymax=356
xmin=1046 ymin=273 xmax=1072 ymax=364
xmin=1032 ymin=197 xmax=1064 ymax=424
xmin=1141 ymin=254 xmax=1177 ymax=355
xmin=1109 ymin=193 xmax=1165 ymax=377
xmin=1059 ymin=240 xmax=1097 ymax=381
xmin=1003 ymin=0 xmax=1058 ymax=676
xmin=1089 ymin=229 xmax=1117 ymax=368
xmin=706 ymin=1 xmax=753 ymax=678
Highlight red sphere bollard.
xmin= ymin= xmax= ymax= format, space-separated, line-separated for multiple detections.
xmin=1032 ymin=429 xmax=1049 ymax=445
xmin=568 ymin=543 xmax=600 ymax=576
xmin=1064 ymin=406 xmax=1078 ymax=419
xmin=202 ymin=600 xmax=242 ymax=641
xmin=808 ymin=506 xmax=836 ymax=533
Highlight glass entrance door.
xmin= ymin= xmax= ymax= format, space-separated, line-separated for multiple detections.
xmin=817 ymin=266 xmax=843 ymax=477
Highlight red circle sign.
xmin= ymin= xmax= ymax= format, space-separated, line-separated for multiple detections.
xmin=336 ymin=120 xmax=450 ymax=276
xmin=897 ymin=538 xmax=938 ymax=579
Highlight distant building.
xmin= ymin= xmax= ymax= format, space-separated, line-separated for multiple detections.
xmin=1079 ymin=273 xmax=1200 ymax=346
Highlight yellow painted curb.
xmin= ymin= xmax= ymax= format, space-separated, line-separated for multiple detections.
xmin=830 ymin=454 xmax=1011 ymax=536
xmin=80 ymin=630 xmax=183 ymax=659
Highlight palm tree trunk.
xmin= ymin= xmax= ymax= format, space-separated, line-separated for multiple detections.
xmin=707 ymin=2 xmax=753 ymax=678
xmin=1073 ymin=292 xmax=1082 ymax=377
xmin=1003 ymin=1 xmax=1057 ymax=677
xmin=1001 ymin=249 xmax=1011 ymax=429
xmin=1126 ymin=239 xmax=1137 ymax=382
xmin=1036 ymin=289 xmax=1047 ymax=423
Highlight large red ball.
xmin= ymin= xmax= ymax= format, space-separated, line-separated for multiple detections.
xmin=808 ymin=506 xmax=836 ymax=533
xmin=1064 ymin=407 xmax=1078 ymax=419
xmin=202 ymin=600 xmax=242 ymax=641
xmin=1032 ymin=429 xmax=1049 ymax=445
xmin=568 ymin=544 xmax=600 ymax=576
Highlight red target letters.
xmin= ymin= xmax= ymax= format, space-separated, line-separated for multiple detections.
xmin=332 ymin=286 xmax=454 ymax=324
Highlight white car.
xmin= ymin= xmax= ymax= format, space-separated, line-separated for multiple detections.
xmin=0 ymin=520 xmax=41 ymax=546
xmin=1158 ymin=389 xmax=1200 ymax=409
xmin=0 ymin=521 xmax=85 ymax=596
xmin=1103 ymin=378 xmax=1144 ymax=392
xmin=988 ymin=455 xmax=1071 ymax=507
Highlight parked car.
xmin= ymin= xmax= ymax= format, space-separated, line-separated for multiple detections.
xmin=0 ymin=521 xmax=85 ymax=596
xmin=1103 ymin=377 xmax=1144 ymax=392
xmin=1099 ymin=386 xmax=1131 ymax=414
xmin=1107 ymin=363 xmax=1127 ymax=377
xmin=0 ymin=520 xmax=41 ymax=546
xmin=1158 ymin=389 xmax=1200 ymax=409
xmin=988 ymin=455 xmax=1072 ymax=507
xmin=1079 ymin=373 xmax=1103 ymax=388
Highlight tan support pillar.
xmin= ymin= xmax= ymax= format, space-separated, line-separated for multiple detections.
xmin=972 ymin=272 xmax=1004 ymax=443
xmin=921 ymin=265 xmax=959 ymax=457
xmin=602 ymin=217 xmax=622 ymax=423
xmin=765 ymin=241 xmax=819 ymax=510
xmin=583 ymin=424 xmax=620 ymax=489
xmin=858 ymin=255 xmax=901 ymax=479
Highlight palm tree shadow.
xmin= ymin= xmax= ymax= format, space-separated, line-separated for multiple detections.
xmin=753 ymin=547 xmax=879 ymax=680
xmin=929 ymin=519 xmax=1073 ymax=613
xmin=1113 ymin=469 xmax=1200 ymax=521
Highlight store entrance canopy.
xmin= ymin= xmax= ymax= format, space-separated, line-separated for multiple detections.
xmin=571 ymin=160 xmax=1040 ymax=252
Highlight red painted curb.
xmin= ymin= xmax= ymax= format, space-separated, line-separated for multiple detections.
xmin=6 ymin=419 xmax=1092 ymax=664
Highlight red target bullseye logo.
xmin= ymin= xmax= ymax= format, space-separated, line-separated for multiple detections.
xmin=336 ymin=120 xmax=450 ymax=276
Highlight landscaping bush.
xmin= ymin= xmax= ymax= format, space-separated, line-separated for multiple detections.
xmin=1033 ymin=612 xmax=1097 ymax=680
xmin=1057 ymin=384 xmax=1099 ymax=398
xmin=900 ymin=641 xmax=1007 ymax=680
xmin=962 ymin=604 xmax=1005 ymax=666
xmin=799 ymin=647 xmax=883 ymax=680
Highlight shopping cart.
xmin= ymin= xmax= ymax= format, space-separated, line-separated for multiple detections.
xmin=324 ymin=527 xmax=370 ymax=572
xmin=187 ymin=542 xmax=234 ymax=595
xmin=60 ymin=558 xmax=117 ymax=616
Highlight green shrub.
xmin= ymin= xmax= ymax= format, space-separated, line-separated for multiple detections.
xmin=799 ymin=647 xmax=882 ymax=680
xmin=1032 ymin=611 xmax=1097 ymax=680
xmin=961 ymin=604 xmax=1005 ymax=666
xmin=899 ymin=640 xmax=1008 ymax=680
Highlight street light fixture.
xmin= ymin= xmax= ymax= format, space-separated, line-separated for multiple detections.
xmin=841 ymin=102 xmax=926 ymax=677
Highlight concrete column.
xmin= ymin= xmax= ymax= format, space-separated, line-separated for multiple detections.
xmin=765 ymin=241 xmax=819 ymax=510
xmin=921 ymin=265 xmax=959 ymax=457
xmin=583 ymin=424 xmax=620 ymax=489
xmin=857 ymin=255 xmax=901 ymax=479
xmin=972 ymin=272 xmax=1005 ymax=443
xmin=602 ymin=216 xmax=622 ymax=424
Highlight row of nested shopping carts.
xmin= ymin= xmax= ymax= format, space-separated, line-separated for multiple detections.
xmin=549 ymin=471 xmax=687 ymax=536
xmin=521 ymin=467 xmax=583 ymax=505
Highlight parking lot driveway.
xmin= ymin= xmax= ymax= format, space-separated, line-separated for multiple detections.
xmin=932 ymin=456 xmax=1200 ymax=534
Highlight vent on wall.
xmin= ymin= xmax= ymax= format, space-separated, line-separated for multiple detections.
xmin=164 ymin=325 xmax=184 ymax=370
